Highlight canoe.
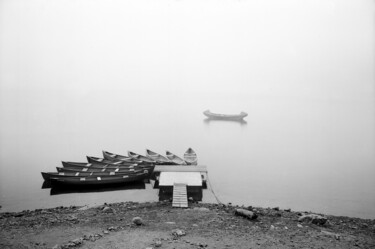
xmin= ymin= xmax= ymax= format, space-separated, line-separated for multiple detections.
xmin=49 ymin=172 xmax=149 ymax=186
xmin=183 ymin=148 xmax=198 ymax=165
xmin=56 ymin=166 xmax=148 ymax=174
xmin=86 ymin=156 xmax=143 ymax=165
xmin=203 ymin=110 xmax=248 ymax=120
xmin=165 ymin=151 xmax=187 ymax=165
xmin=145 ymin=149 xmax=173 ymax=164
xmin=102 ymin=150 xmax=134 ymax=162
xmin=42 ymin=169 xmax=148 ymax=181
xmin=103 ymin=150 xmax=155 ymax=164
xmin=62 ymin=161 xmax=138 ymax=168
xmin=56 ymin=167 xmax=153 ymax=178
xmin=128 ymin=151 xmax=156 ymax=163
xmin=61 ymin=162 xmax=154 ymax=172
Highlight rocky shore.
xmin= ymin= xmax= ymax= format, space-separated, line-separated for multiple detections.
xmin=1 ymin=201 xmax=374 ymax=249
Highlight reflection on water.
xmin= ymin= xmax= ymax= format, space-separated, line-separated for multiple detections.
xmin=203 ymin=118 xmax=248 ymax=126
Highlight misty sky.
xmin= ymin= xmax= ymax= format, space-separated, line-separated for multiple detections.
xmin=0 ymin=0 xmax=373 ymax=99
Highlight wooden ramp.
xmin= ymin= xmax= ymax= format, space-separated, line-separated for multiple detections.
xmin=172 ymin=183 xmax=188 ymax=208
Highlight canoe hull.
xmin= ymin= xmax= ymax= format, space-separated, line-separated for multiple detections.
xmin=203 ymin=110 xmax=248 ymax=120
xmin=50 ymin=173 xmax=148 ymax=187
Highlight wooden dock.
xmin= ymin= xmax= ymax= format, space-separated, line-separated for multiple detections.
xmin=152 ymin=165 xmax=207 ymax=180
xmin=172 ymin=183 xmax=188 ymax=208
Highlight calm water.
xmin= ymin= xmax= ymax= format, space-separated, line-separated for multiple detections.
xmin=0 ymin=0 xmax=374 ymax=219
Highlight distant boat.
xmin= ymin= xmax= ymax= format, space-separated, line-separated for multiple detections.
xmin=166 ymin=151 xmax=187 ymax=165
xmin=203 ymin=110 xmax=248 ymax=120
xmin=145 ymin=149 xmax=173 ymax=165
xmin=184 ymin=148 xmax=198 ymax=165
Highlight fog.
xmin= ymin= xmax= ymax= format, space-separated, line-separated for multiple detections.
xmin=0 ymin=0 xmax=374 ymax=218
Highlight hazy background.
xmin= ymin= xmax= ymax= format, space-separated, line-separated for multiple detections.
xmin=0 ymin=0 xmax=374 ymax=218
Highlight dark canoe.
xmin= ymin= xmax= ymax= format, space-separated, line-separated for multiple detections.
xmin=128 ymin=151 xmax=156 ymax=163
xmin=61 ymin=162 xmax=154 ymax=171
xmin=50 ymin=172 xmax=149 ymax=187
xmin=145 ymin=149 xmax=174 ymax=164
xmin=166 ymin=151 xmax=187 ymax=165
xmin=62 ymin=161 xmax=138 ymax=168
xmin=41 ymin=169 xmax=148 ymax=181
xmin=56 ymin=167 xmax=153 ymax=177
xmin=183 ymin=148 xmax=198 ymax=165
xmin=203 ymin=110 xmax=248 ymax=120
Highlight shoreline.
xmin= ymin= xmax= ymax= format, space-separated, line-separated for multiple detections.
xmin=1 ymin=201 xmax=374 ymax=249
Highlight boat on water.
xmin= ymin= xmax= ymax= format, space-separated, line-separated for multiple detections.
xmin=49 ymin=172 xmax=149 ymax=186
xmin=166 ymin=151 xmax=187 ymax=165
xmin=184 ymin=148 xmax=198 ymax=165
xmin=62 ymin=161 xmax=138 ymax=168
xmin=86 ymin=156 xmax=143 ymax=165
xmin=55 ymin=166 xmax=148 ymax=175
xmin=128 ymin=151 xmax=156 ymax=163
xmin=102 ymin=150 xmax=134 ymax=162
xmin=203 ymin=110 xmax=248 ymax=120
xmin=145 ymin=149 xmax=173 ymax=164
xmin=42 ymin=169 xmax=149 ymax=181
xmin=103 ymin=150 xmax=155 ymax=164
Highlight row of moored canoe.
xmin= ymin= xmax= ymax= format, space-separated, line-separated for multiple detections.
xmin=41 ymin=148 xmax=198 ymax=186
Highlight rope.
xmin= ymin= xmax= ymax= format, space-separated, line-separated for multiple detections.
xmin=206 ymin=173 xmax=223 ymax=205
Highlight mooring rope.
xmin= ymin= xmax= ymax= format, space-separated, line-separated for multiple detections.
xmin=206 ymin=173 xmax=223 ymax=205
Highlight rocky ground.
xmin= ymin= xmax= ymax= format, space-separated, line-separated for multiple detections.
xmin=1 ymin=201 xmax=374 ymax=249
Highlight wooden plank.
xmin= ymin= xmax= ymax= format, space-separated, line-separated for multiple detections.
xmin=172 ymin=183 xmax=188 ymax=208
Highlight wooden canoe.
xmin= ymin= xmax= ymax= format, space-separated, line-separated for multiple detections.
xmin=62 ymin=161 xmax=139 ymax=168
xmin=203 ymin=110 xmax=248 ymax=120
xmin=145 ymin=149 xmax=173 ymax=164
xmin=102 ymin=150 xmax=134 ymax=162
xmin=183 ymin=148 xmax=198 ymax=165
xmin=165 ymin=151 xmax=187 ymax=165
xmin=42 ymin=169 xmax=148 ymax=181
xmin=128 ymin=151 xmax=156 ymax=163
xmin=103 ymin=150 xmax=155 ymax=164
xmin=86 ymin=156 xmax=142 ymax=165
xmin=56 ymin=167 xmax=153 ymax=177
xmin=49 ymin=172 xmax=149 ymax=186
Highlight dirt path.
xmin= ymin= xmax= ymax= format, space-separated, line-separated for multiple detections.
xmin=1 ymin=201 xmax=374 ymax=249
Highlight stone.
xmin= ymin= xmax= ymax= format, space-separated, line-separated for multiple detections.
xmin=52 ymin=245 xmax=59 ymax=249
xmin=71 ymin=238 xmax=82 ymax=245
xmin=234 ymin=208 xmax=258 ymax=220
xmin=298 ymin=214 xmax=328 ymax=226
xmin=102 ymin=207 xmax=114 ymax=213
xmin=172 ymin=229 xmax=186 ymax=237
xmin=132 ymin=217 xmax=143 ymax=225
xmin=154 ymin=240 xmax=162 ymax=247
